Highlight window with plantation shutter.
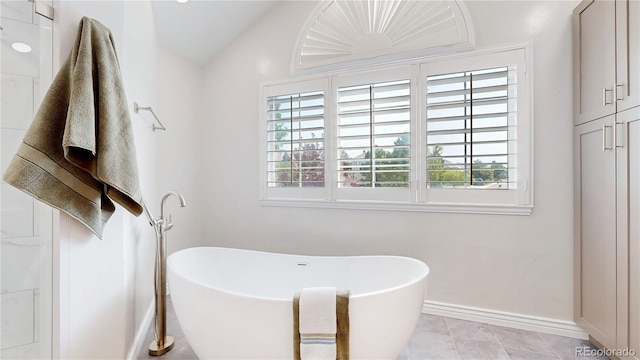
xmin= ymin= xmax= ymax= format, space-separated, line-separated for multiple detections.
xmin=420 ymin=48 xmax=531 ymax=208
xmin=266 ymin=90 xmax=325 ymax=188
xmin=260 ymin=47 xmax=532 ymax=214
xmin=426 ymin=66 xmax=516 ymax=190
xmin=337 ymin=79 xmax=411 ymax=189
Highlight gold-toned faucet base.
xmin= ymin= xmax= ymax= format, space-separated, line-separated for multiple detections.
xmin=148 ymin=336 xmax=174 ymax=356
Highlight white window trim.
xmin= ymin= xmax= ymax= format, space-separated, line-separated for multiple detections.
xmin=259 ymin=43 xmax=534 ymax=216
xmin=260 ymin=198 xmax=533 ymax=216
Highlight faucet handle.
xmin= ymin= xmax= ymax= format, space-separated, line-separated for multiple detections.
xmin=162 ymin=214 xmax=174 ymax=232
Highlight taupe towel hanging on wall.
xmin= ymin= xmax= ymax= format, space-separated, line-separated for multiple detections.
xmin=3 ymin=16 xmax=142 ymax=238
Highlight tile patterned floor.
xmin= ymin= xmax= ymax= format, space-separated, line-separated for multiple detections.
xmin=397 ymin=315 xmax=606 ymax=360
xmin=138 ymin=297 xmax=606 ymax=360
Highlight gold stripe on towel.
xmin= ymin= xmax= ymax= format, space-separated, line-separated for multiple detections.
xmin=336 ymin=290 xmax=350 ymax=360
xmin=293 ymin=293 xmax=301 ymax=360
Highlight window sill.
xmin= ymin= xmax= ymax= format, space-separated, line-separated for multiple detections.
xmin=260 ymin=198 xmax=533 ymax=216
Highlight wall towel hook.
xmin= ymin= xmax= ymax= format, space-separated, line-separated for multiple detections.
xmin=134 ymin=102 xmax=166 ymax=131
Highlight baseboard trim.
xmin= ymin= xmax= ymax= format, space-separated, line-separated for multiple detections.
xmin=126 ymin=301 xmax=155 ymax=360
xmin=422 ymin=300 xmax=588 ymax=340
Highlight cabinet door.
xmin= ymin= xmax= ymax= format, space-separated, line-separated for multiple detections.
xmin=574 ymin=115 xmax=618 ymax=349
xmin=628 ymin=117 xmax=640 ymax=360
xmin=619 ymin=108 xmax=640 ymax=359
xmin=573 ymin=0 xmax=617 ymax=125
xmin=615 ymin=0 xmax=640 ymax=112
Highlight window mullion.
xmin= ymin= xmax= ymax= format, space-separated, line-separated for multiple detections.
xmin=290 ymin=96 xmax=294 ymax=186
xmin=326 ymin=76 xmax=336 ymax=201
xmin=410 ymin=63 xmax=420 ymax=203
xmin=369 ymin=85 xmax=374 ymax=188
xmin=464 ymin=72 xmax=469 ymax=186
xmin=469 ymin=71 xmax=473 ymax=186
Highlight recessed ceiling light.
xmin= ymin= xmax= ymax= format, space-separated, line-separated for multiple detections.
xmin=176 ymin=0 xmax=188 ymax=3
xmin=11 ymin=42 xmax=32 ymax=53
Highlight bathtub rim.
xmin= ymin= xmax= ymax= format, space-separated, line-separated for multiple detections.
xmin=167 ymin=246 xmax=429 ymax=302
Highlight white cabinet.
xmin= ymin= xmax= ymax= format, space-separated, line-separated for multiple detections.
xmin=627 ymin=116 xmax=640 ymax=359
xmin=573 ymin=0 xmax=616 ymax=124
xmin=615 ymin=0 xmax=640 ymax=113
xmin=574 ymin=108 xmax=640 ymax=359
xmin=573 ymin=0 xmax=640 ymax=125
xmin=616 ymin=109 xmax=640 ymax=359
xmin=574 ymin=116 xmax=617 ymax=349
xmin=573 ymin=1 xmax=640 ymax=358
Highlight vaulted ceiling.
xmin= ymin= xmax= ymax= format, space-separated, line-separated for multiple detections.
xmin=151 ymin=0 xmax=279 ymax=66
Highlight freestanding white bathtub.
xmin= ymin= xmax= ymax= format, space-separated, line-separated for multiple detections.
xmin=167 ymin=247 xmax=429 ymax=359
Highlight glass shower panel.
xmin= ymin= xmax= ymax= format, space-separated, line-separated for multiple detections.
xmin=0 ymin=1 xmax=53 ymax=359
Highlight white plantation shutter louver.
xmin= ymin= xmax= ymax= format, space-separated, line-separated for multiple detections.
xmin=426 ymin=66 xmax=518 ymax=190
xmin=266 ymin=91 xmax=325 ymax=188
xmin=337 ymin=80 xmax=411 ymax=188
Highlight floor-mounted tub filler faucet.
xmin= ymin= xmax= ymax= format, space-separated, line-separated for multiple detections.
xmin=144 ymin=190 xmax=187 ymax=356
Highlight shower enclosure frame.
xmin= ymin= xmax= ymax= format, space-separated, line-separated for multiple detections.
xmin=1 ymin=1 xmax=56 ymax=358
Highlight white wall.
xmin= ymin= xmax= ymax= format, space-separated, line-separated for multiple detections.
xmin=45 ymin=0 xmax=580 ymax=356
xmin=53 ymin=1 xmax=202 ymax=358
xmin=202 ymin=0 xmax=578 ymax=322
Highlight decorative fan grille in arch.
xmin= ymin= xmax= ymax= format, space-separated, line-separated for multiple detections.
xmin=293 ymin=0 xmax=473 ymax=72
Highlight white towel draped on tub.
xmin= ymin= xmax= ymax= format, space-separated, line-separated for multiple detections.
xmin=293 ymin=288 xmax=350 ymax=360
xmin=299 ymin=287 xmax=337 ymax=359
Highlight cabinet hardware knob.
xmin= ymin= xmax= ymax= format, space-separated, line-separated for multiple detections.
xmin=603 ymin=124 xmax=613 ymax=151
xmin=603 ymin=88 xmax=614 ymax=106
xmin=615 ymin=84 xmax=624 ymax=101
